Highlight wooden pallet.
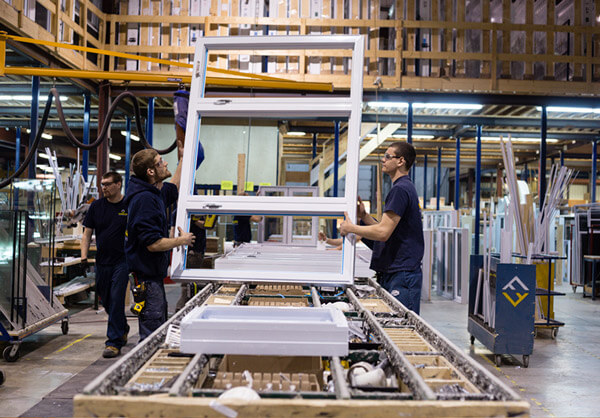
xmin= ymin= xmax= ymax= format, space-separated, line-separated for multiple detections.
xmin=247 ymin=297 xmax=309 ymax=307
xmin=405 ymin=354 xmax=480 ymax=394
xmin=124 ymin=348 xmax=191 ymax=390
xmin=383 ymin=328 xmax=436 ymax=353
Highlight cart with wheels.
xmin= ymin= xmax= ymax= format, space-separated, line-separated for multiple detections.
xmin=0 ymin=209 xmax=69 ymax=362
xmin=468 ymin=255 xmax=536 ymax=368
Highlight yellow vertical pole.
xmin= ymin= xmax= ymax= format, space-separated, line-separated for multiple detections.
xmin=0 ymin=36 xmax=5 ymax=76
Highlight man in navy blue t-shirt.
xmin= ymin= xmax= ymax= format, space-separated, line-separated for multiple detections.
xmin=82 ymin=172 xmax=129 ymax=358
xmin=125 ymin=148 xmax=194 ymax=341
xmin=340 ymin=141 xmax=424 ymax=314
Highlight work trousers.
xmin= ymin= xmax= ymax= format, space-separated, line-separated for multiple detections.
xmin=96 ymin=261 xmax=130 ymax=349
xmin=138 ymin=279 xmax=168 ymax=342
xmin=379 ymin=267 xmax=423 ymax=315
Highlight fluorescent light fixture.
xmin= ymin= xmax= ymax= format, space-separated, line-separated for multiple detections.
xmin=413 ymin=103 xmax=483 ymax=110
xmin=536 ymin=106 xmax=600 ymax=113
xmin=0 ymin=95 xmax=68 ymax=101
xmin=367 ymin=101 xmax=408 ymax=108
xmin=26 ymin=129 xmax=53 ymax=140
xmin=109 ymin=153 xmax=122 ymax=161
xmin=38 ymin=153 xmax=56 ymax=160
xmin=120 ymin=130 xmax=140 ymax=141
xmin=286 ymin=131 xmax=306 ymax=136
xmin=116 ymin=169 xmax=126 ymax=174
xmin=480 ymin=136 xmax=559 ymax=143
xmin=391 ymin=134 xmax=435 ymax=139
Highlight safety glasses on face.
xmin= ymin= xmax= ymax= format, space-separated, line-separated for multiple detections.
xmin=100 ymin=181 xmax=115 ymax=188
xmin=383 ymin=153 xmax=401 ymax=161
xmin=154 ymin=157 xmax=166 ymax=168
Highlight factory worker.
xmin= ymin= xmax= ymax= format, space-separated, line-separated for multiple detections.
xmin=124 ymin=147 xmax=194 ymax=342
xmin=340 ymin=141 xmax=424 ymax=314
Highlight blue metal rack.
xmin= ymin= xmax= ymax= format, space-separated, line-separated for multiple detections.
xmin=468 ymin=255 xmax=536 ymax=367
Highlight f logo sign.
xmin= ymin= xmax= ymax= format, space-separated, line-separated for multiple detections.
xmin=502 ymin=276 xmax=529 ymax=307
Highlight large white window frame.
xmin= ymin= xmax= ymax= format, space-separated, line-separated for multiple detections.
xmin=170 ymin=35 xmax=364 ymax=286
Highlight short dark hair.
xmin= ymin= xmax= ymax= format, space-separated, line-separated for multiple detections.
xmin=131 ymin=149 xmax=158 ymax=182
xmin=102 ymin=171 xmax=122 ymax=185
xmin=389 ymin=141 xmax=416 ymax=170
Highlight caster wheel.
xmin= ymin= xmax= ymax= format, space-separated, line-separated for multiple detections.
xmin=522 ymin=355 xmax=529 ymax=368
xmin=0 ymin=369 xmax=4 ymax=385
xmin=572 ymin=286 xmax=577 ymax=294
xmin=470 ymin=335 xmax=475 ymax=345
xmin=3 ymin=345 xmax=19 ymax=362
xmin=495 ymin=354 xmax=502 ymax=367
xmin=551 ymin=328 xmax=558 ymax=339
xmin=61 ymin=320 xmax=69 ymax=335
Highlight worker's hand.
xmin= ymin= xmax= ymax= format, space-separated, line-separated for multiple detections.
xmin=177 ymin=226 xmax=195 ymax=246
xmin=357 ymin=196 xmax=367 ymax=221
xmin=177 ymin=139 xmax=184 ymax=161
xmin=318 ymin=231 xmax=327 ymax=242
xmin=80 ymin=258 xmax=91 ymax=276
xmin=339 ymin=212 xmax=355 ymax=237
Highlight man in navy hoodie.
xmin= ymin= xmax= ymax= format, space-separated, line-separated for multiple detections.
xmin=125 ymin=148 xmax=194 ymax=341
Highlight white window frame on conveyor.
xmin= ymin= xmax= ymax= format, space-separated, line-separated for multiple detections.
xmin=170 ymin=35 xmax=364 ymax=286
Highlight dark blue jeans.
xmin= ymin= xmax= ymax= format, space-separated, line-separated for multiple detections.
xmin=138 ymin=280 xmax=168 ymax=342
xmin=380 ymin=268 xmax=423 ymax=315
xmin=96 ymin=261 xmax=130 ymax=349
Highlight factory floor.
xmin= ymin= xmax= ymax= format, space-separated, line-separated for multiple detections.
xmin=0 ymin=281 xmax=598 ymax=417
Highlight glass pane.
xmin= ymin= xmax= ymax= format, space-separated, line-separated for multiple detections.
xmin=201 ymin=46 xmax=354 ymax=100
xmin=183 ymin=213 xmax=343 ymax=275
xmin=191 ymin=116 xmax=350 ymax=198
xmin=290 ymin=216 xmax=314 ymax=244
xmin=0 ymin=210 xmax=28 ymax=328
xmin=260 ymin=216 xmax=284 ymax=243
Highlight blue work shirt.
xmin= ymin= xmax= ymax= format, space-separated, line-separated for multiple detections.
xmin=83 ymin=197 xmax=128 ymax=265
xmin=362 ymin=175 xmax=424 ymax=273
xmin=124 ymin=176 xmax=178 ymax=280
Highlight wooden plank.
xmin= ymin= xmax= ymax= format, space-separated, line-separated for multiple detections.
xmin=74 ymin=396 xmax=531 ymax=418
xmin=332 ymin=0 xmax=344 ymax=74
xmin=430 ymin=0 xmax=440 ymax=76
xmin=524 ymin=0 xmax=533 ymax=78
xmin=455 ymin=0 xmax=465 ymax=76
xmin=481 ymin=0 xmax=490 ymax=78
xmin=237 ymin=153 xmax=246 ymax=195
xmin=161 ymin=0 xmax=171 ymax=69
xmin=574 ymin=0 xmax=583 ymax=79
xmin=501 ymin=0 xmax=510 ymax=78
xmin=140 ymin=0 xmax=150 ymax=72
xmin=149 ymin=0 xmax=161 ymax=72
xmin=405 ymin=0 xmax=415 ymax=76
xmin=546 ymin=0 xmax=555 ymax=79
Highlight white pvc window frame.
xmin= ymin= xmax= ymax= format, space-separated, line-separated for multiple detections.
xmin=257 ymin=186 xmax=319 ymax=246
xmin=171 ymin=35 xmax=364 ymax=286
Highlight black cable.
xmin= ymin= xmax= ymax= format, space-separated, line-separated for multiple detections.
xmin=0 ymin=91 xmax=55 ymax=189
xmin=51 ymin=88 xmax=176 ymax=154
xmin=1 ymin=88 xmax=177 ymax=188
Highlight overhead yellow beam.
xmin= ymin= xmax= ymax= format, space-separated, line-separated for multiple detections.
xmin=2 ymin=66 xmax=333 ymax=91
xmin=0 ymin=32 xmax=334 ymax=91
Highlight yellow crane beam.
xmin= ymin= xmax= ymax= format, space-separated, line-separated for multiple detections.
xmin=0 ymin=32 xmax=333 ymax=92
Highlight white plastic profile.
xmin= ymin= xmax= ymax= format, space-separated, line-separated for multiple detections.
xmin=171 ymin=35 xmax=365 ymax=286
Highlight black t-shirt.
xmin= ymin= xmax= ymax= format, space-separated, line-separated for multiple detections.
xmin=190 ymin=215 xmax=207 ymax=253
xmin=233 ymin=215 xmax=251 ymax=243
xmin=362 ymin=175 xmax=424 ymax=273
xmin=83 ymin=197 xmax=128 ymax=265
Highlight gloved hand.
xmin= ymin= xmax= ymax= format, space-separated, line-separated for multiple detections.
xmin=81 ymin=258 xmax=91 ymax=276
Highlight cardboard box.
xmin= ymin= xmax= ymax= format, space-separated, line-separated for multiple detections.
xmin=211 ymin=355 xmax=323 ymax=391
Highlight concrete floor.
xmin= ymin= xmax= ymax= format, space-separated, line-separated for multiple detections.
xmin=0 ymin=282 xmax=598 ymax=417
